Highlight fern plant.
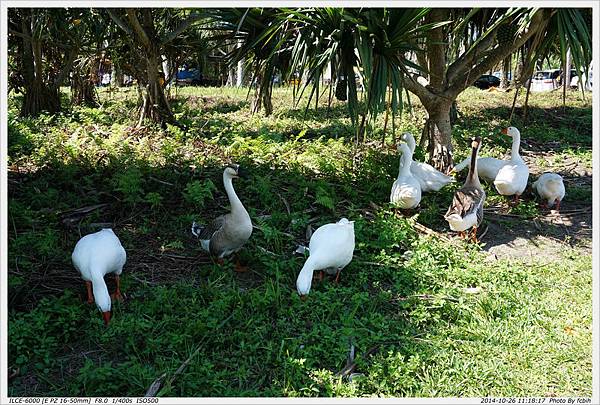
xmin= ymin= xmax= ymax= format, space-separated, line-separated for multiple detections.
xmin=183 ymin=179 xmax=217 ymax=209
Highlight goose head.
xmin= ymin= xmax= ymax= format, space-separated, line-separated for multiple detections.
xmin=501 ymin=126 xmax=520 ymax=138
xmin=224 ymin=164 xmax=249 ymax=179
xmin=93 ymin=286 xmax=112 ymax=325
xmin=296 ymin=272 xmax=312 ymax=298
xmin=400 ymin=133 xmax=416 ymax=153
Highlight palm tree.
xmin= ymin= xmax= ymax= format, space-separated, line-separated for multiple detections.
xmin=208 ymin=8 xmax=287 ymax=116
xmin=8 ymin=8 xmax=90 ymax=116
xmin=223 ymin=7 xmax=591 ymax=172
xmin=403 ymin=8 xmax=591 ymax=171
xmin=107 ymin=8 xmax=206 ymax=127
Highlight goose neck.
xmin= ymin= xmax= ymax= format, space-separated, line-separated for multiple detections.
xmin=91 ymin=273 xmax=111 ymax=312
xmin=223 ymin=173 xmax=245 ymax=214
xmin=404 ymin=134 xmax=416 ymax=153
xmin=467 ymin=145 xmax=481 ymax=187
xmin=398 ymin=150 xmax=412 ymax=177
xmin=510 ymin=133 xmax=522 ymax=160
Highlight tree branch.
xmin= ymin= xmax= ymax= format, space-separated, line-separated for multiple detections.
xmin=106 ymin=9 xmax=134 ymax=38
xmin=126 ymin=9 xmax=151 ymax=48
xmin=446 ymin=9 xmax=552 ymax=97
xmin=160 ymin=13 xmax=204 ymax=45
xmin=446 ymin=28 xmax=498 ymax=85
xmin=8 ymin=28 xmax=32 ymax=42
xmin=403 ymin=73 xmax=436 ymax=105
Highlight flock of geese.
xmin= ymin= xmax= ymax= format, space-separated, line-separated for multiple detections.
xmin=71 ymin=126 xmax=566 ymax=324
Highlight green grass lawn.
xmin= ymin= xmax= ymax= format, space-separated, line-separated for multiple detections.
xmin=7 ymin=85 xmax=592 ymax=397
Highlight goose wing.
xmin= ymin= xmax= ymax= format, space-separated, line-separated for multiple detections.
xmin=195 ymin=215 xmax=226 ymax=242
xmin=446 ymin=186 xmax=485 ymax=219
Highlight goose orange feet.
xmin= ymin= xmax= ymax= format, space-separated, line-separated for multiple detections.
xmin=470 ymin=226 xmax=479 ymax=243
xmin=110 ymin=275 xmax=124 ymax=301
xmin=234 ymin=260 xmax=248 ymax=273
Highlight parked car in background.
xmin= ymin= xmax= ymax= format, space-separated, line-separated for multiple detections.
xmin=176 ymin=68 xmax=202 ymax=85
xmin=473 ymin=74 xmax=501 ymax=89
xmin=492 ymin=71 xmax=512 ymax=81
xmin=570 ymin=63 xmax=593 ymax=91
xmin=531 ymin=69 xmax=561 ymax=92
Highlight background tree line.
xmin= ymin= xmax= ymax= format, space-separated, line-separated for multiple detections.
xmin=7 ymin=7 xmax=592 ymax=172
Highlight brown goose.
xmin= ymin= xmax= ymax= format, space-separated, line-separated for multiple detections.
xmin=444 ymin=137 xmax=486 ymax=242
xmin=191 ymin=164 xmax=253 ymax=270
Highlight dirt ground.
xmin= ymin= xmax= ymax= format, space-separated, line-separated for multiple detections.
xmin=479 ymin=145 xmax=592 ymax=263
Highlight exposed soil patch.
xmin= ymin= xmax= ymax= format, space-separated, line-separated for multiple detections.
xmin=482 ymin=208 xmax=591 ymax=262
xmin=480 ymin=152 xmax=591 ymax=262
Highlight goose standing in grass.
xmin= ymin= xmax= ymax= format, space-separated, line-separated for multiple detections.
xmin=401 ymin=132 xmax=454 ymax=192
xmin=452 ymin=127 xmax=526 ymax=186
xmin=390 ymin=143 xmax=422 ymax=209
xmin=445 ymin=137 xmax=486 ymax=242
xmin=296 ymin=218 xmax=355 ymax=297
xmin=493 ymin=127 xmax=529 ymax=201
xmin=192 ymin=164 xmax=252 ymax=271
xmin=72 ymin=228 xmax=126 ymax=325
xmin=533 ymin=172 xmax=565 ymax=211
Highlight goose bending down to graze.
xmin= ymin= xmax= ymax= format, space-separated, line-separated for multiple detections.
xmin=296 ymin=218 xmax=355 ymax=297
xmin=390 ymin=143 xmax=422 ymax=209
xmin=445 ymin=137 xmax=486 ymax=242
xmin=192 ymin=164 xmax=252 ymax=271
xmin=401 ymin=132 xmax=454 ymax=192
xmin=533 ymin=172 xmax=565 ymax=211
xmin=72 ymin=228 xmax=126 ymax=325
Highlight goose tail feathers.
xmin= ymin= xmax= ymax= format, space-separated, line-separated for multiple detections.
xmin=191 ymin=221 xmax=205 ymax=238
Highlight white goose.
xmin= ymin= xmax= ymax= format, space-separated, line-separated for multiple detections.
xmin=401 ymin=132 xmax=454 ymax=192
xmin=192 ymin=164 xmax=253 ymax=271
xmin=296 ymin=218 xmax=355 ymax=297
xmin=493 ymin=127 xmax=529 ymax=201
xmin=390 ymin=143 xmax=422 ymax=209
xmin=453 ymin=127 xmax=529 ymax=201
xmin=533 ymin=172 xmax=565 ymax=210
xmin=72 ymin=228 xmax=126 ymax=325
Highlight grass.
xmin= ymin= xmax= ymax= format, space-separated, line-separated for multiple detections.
xmin=7 ymin=85 xmax=592 ymax=397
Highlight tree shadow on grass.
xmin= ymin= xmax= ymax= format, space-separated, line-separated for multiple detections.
xmin=460 ymin=104 xmax=592 ymax=150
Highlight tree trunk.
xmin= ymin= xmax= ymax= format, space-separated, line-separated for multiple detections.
xmin=139 ymin=51 xmax=176 ymax=127
xmin=335 ymin=78 xmax=347 ymax=101
xmin=71 ymin=75 xmax=98 ymax=107
xmin=21 ymin=81 xmax=61 ymax=117
xmin=500 ymin=55 xmax=511 ymax=89
xmin=251 ymin=71 xmax=273 ymax=116
xmin=71 ymin=62 xmax=99 ymax=107
xmin=425 ymin=101 xmax=454 ymax=172
xmin=17 ymin=11 xmax=61 ymax=117
xmin=20 ymin=36 xmax=61 ymax=116
xmin=112 ymin=66 xmax=124 ymax=87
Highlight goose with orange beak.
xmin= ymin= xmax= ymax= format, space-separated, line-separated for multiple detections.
xmin=493 ymin=126 xmax=529 ymax=202
xmin=72 ymin=228 xmax=126 ymax=325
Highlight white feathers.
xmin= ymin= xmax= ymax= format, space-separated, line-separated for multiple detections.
xmin=72 ymin=229 xmax=126 ymax=313
xmin=390 ymin=143 xmax=422 ymax=209
xmin=401 ymin=133 xmax=454 ymax=192
xmin=533 ymin=172 xmax=565 ymax=207
xmin=296 ymin=218 xmax=355 ymax=296
xmin=453 ymin=127 xmax=529 ymax=197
